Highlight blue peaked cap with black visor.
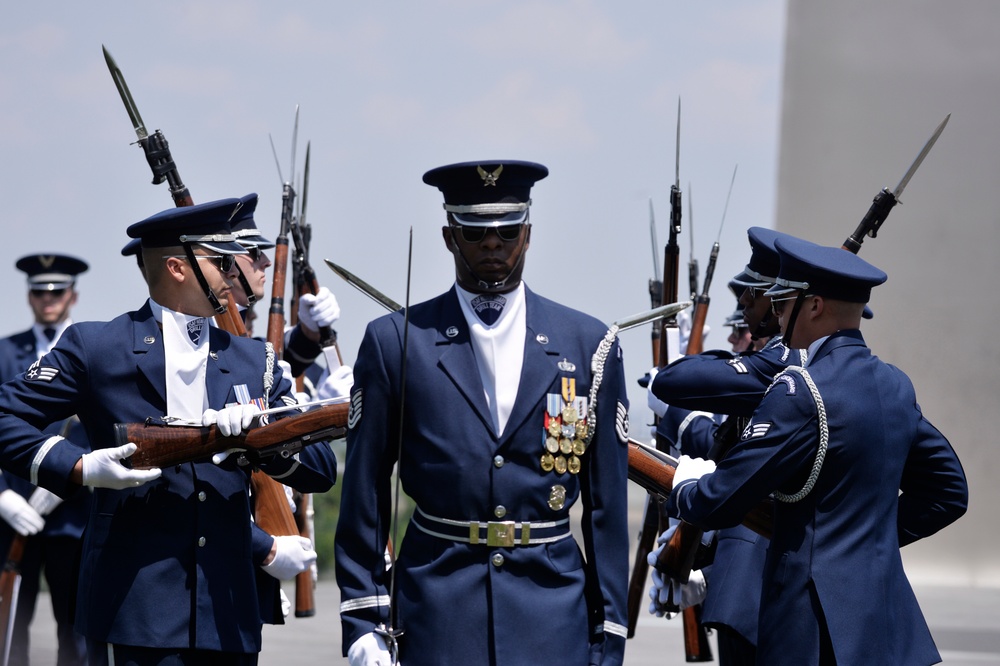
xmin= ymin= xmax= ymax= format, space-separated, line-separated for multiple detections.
xmin=423 ymin=160 xmax=548 ymax=226
xmin=766 ymin=236 xmax=887 ymax=303
xmin=126 ymin=197 xmax=248 ymax=255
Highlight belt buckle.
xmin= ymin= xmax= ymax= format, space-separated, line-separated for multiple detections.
xmin=486 ymin=521 xmax=515 ymax=547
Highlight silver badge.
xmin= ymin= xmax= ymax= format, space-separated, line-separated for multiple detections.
xmin=144 ymin=336 xmax=156 ymax=345
xmin=548 ymin=485 xmax=567 ymax=511
xmin=536 ymin=334 xmax=549 ymax=345
xmin=446 ymin=326 xmax=459 ymax=338
xmin=557 ymin=359 xmax=576 ymax=373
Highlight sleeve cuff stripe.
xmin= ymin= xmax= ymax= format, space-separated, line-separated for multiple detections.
xmin=340 ymin=595 xmax=391 ymax=613
xmin=30 ymin=436 xmax=63 ymax=486
xmin=603 ymin=621 xmax=628 ymax=638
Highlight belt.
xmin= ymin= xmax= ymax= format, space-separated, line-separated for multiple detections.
xmin=412 ymin=506 xmax=572 ymax=547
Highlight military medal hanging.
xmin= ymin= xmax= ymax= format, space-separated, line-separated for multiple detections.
xmin=542 ymin=373 xmax=589 ymax=475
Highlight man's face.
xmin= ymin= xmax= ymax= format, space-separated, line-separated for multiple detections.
xmin=178 ymin=247 xmax=241 ymax=317
xmin=728 ymin=326 xmax=753 ymax=353
xmin=28 ymin=287 xmax=76 ymax=326
xmin=739 ymin=286 xmax=779 ymax=339
xmin=232 ymin=246 xmax=271 ymax=306
xmin=443 ymin=221 xmax=531 ymax=294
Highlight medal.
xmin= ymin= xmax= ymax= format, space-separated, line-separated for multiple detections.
xmin=540 ymin=453 xmax=555 ymax=472
xmin=554 ymin=455 xmax=568 ymax=475
xmin=548 ymin=485 xmax=567 ymax=511
xmin=545 ymin=437 xmax=560 ymax=454
xmin=567 ymin=455 xmax=581 ymax=475
xmin=547 ymin=420 xmax=563 ymax=438
xmin=575 ymin=421 xmax=589 ymax=440
xmin=561 ymin=405 xmax=578 ymax=424
xmin=559 ymin=438 xmax=573 ymax=455
xmin=572 ymin=438 xmax=586 ymax=456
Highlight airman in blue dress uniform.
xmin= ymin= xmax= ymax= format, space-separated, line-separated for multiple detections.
xmin=0 ymin=253 xmax=91 ymax=666
xmin=0 ymin=199 xmax=337 ymax=665
xmin=335 ymin=160 xmax=630 ymax=666
xmin=670 ymin=236 xmax=968 ymax=665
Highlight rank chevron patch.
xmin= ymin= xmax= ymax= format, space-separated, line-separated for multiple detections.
xmin=24 ymin=361 xmax=58 ymax=383
xmin=741 ymin=420 xmax=772 ymax=440
xmin=347 ymin=389 xmax=363 ymax=429
xmin=615 ymin=401 xmax=629 ymax=444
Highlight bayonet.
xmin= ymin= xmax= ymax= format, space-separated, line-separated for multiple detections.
xmin=687 ymin=182 xmax=698 ymax=300
xmin=103 ymin=46 xmax=148 ymax=141
xmin=324 ymin=259 xmax=403 ymax=312
xmin=842 ymin=114 xmax=950 ymax=253
xmin=614 ymin=301 xmax=692 ymax=333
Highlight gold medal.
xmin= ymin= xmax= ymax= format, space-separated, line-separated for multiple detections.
xmin=572 ymin=438 xmax=586 ymax=456
xmin=575 ymin=421 xmax=589 ymax=440
xmin=554 ymin=455 xmax=567 ymax=474
xmin=547 ymin=420 xmax=563 ymax=438
xmin=567 ymin=455 xmax=581 ymax=474
xmin=561 ymin=405 xmax=578 ymax=424
xmin=548 ymin=485 xmax=567 ymax=511
xmin=545 ymin=436 xmax=560 ymax=454
xmin=540 ymin=453 xmax=555 ymax=472
xmin=559 ymin=438 xmax=573 ymax=455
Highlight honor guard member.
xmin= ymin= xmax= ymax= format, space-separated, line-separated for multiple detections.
xmin=335 ymin=160 xmax=630 ymax=666
xmin=227 ymin=193 xmax=344 ymax=622
xmin=670 ymin=236 xmax=968 ymax=665
xmin=0 ymin=254 xmax=91 ymax=666
xmin=0 ymin=198 xmax=337 ymax=665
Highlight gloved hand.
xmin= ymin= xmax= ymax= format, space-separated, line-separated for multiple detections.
xmin=317 ymin=365 xmax=355 ymax=402
xmin=202 ymin=403 xmax=261 ymax=437
xmin=27 ymin=486 xmax=63 ymax=517
xmin=673 ymin=455 xmax=716 ymax=491
xmin=0 ymin=489 xmax=45 ymax=536
xmin=646 ymin=366 xmax=668 ymax=418
xmin=80 ymin=443 xmax=162 ymax=490
xmin=677 ymin=309 xmax=710 ymax=355
xmin=348 ymin=632 xmax=398 ymax=666
xmin=649 ymin=568 xmax=708 ymax=617
xmin=262 ymin=535 xmax=317 ymax=580
xmin=297 ymin=287 xmax=340 ymax=332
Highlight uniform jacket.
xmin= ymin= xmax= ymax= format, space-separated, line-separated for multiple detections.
xmin=0 ymin=301 xmax=337 ymax=653
xmin=0 ymin=329 xmax=91 ymax=541
xmin=672 ymin=330 xmax=968 ymax=665
xmin=335 ymin=285 xmax=629 ymax=666
xmin=653 ymin=337 xmax=804 ymax=646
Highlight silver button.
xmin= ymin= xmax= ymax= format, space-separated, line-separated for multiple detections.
xmin=197 ymin=491 xmax=207 ymax=502
xmin=197 ymin=537 xmax=206 ymax=547
xmin=493 ymin=455 xmax=505 ymax=468
xmin=491 ymin=553 xmax=505 ymax=567
xmin=494 ymin=505 xmax=507 ymax=518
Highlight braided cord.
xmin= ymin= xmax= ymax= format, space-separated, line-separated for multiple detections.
xmin=774 ymin=365 xmax=828 ymax=503
xmin=585 ymin=324 xmax=619 ymax=446
xmin=262 ymin=342 xmax=275 ymax=425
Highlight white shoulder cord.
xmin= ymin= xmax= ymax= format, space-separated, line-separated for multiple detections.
xmin=262 ymin=342 xmax=275 ymax=424
xmin=585 ymin=324 xmax=619 ymax=446
xmin=772 ymin=365 xmax=828 ymax=503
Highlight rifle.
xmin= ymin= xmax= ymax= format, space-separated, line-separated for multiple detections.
xmin=626 ymin=98 xmax=684 ymax=640
xmin=104 ymin=51 xmax=316 ymax=613
xmin=0 ymin=534 xmax=24 ymax=666
xmin=116 ymin=402 xmax=349 ymax=470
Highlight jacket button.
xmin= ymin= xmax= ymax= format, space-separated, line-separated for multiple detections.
xmin=197 ymin=491 xmax=207 ymax=502
xmin=493 ymin=455 xmax=504 ymax=468
xmin=494 ymin=505 xmax=507 ymax=518
xmin=198 ymin=537 xmax=206 ymax=547
xmin=491 ymin=553 xmax=505 ymax=567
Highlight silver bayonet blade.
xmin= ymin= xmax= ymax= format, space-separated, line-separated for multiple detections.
xmin=893 ymin=113 xmax=950 ymax=199
xmin=324 ymin=259 xmax=402 ymax=312
xmin=614 ymin=300 xmax=692 ymax=333
xmin=102 ymin=45 xmax=148 ymax=141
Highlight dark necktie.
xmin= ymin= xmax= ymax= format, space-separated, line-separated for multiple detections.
xmin=470 ymin=294 xmax=507 ymax=326
xmin=42 ymin=327 xmax=56 ymax=342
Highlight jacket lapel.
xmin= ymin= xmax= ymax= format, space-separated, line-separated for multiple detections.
xmin=133 ymin=303 xmax=167 ymax=409
xmin=500 ymin=288 xmax=560 ymax=446
xmin=205 ymin=327 xmax=236 ymax=408
xmin=435 ymin=288 xmax=496 ymax=435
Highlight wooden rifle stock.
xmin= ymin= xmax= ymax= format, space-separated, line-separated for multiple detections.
xmin=293 ymin=491 xmax=316 ymax=617
xmin=682 ymin=604 xmax=713 ymax=662
xmin=0 ymin=535 xmax=25 ymax=664
xmin=117 ymin=402 xmax=348 ymax=469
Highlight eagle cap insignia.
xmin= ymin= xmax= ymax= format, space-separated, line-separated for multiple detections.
xmin=39 ymin=255 xmax=55 ymax=269
xmin=477 ymin=164 xmax=503 ymax=186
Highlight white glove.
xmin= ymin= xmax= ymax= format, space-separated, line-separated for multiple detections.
xmin=297 ymin=287 xmax=340 ymax=332
xmin=0 ymin=490 xmax=45 ymax=536
xmin=317 ymin=364 xmax=354 ymax=402
xmin=28 ymin=487 xmax=63 ymax=517
xmin=646 ymin=366 xmax=668 ymax=418
xmin=80 ymin=443 xmax=162 ymax=490
xmin=201 ymin=403 xmax=261 ymax=437
xmin=262 ymin=535 xmax=317 ymax=580
xmin=676 ymin=309 xmax=710 ymax=355
xmin=673 ymin=455 xmax=716 ymax=491
xmin=348 ymin=632 xmax=397 ymax=666
xmin=649 ymin=568 xmax=708 ymax=617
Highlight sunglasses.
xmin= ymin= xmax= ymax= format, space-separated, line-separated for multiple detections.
xmin=163 ymin=254 xmax=237 ymax=272
xmin=246 ymin=246 xmax=266 ymax=262
xmin=770 ymin=293 xmax=812 ymax=316
xmin=29 ymin=288 xmax=68 ymax=298
xmin=451 ymin=223 xmax=524 ymax=244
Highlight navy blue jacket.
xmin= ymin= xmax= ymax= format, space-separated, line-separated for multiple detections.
xmin=0 ymin=301 xmax=336 ymax=653
xmin=672 ymin=330 xmax=968 ymax=665
xmin=335 ymin=286 xmax=629 ymax=666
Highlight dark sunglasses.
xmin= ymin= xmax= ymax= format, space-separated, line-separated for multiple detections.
xmin=163 ymin=254 xmax=237 ymax=272
xmin=29 ymin=288 xmax=67 ymax=298
xmin=246 ymin=246 xmax=267 ymax=262
xmin=452 ymin=223 xmax=523 ymax=244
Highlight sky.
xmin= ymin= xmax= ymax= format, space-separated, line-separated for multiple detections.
xmin=1 ymin=0 xmax=787 ymax=429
